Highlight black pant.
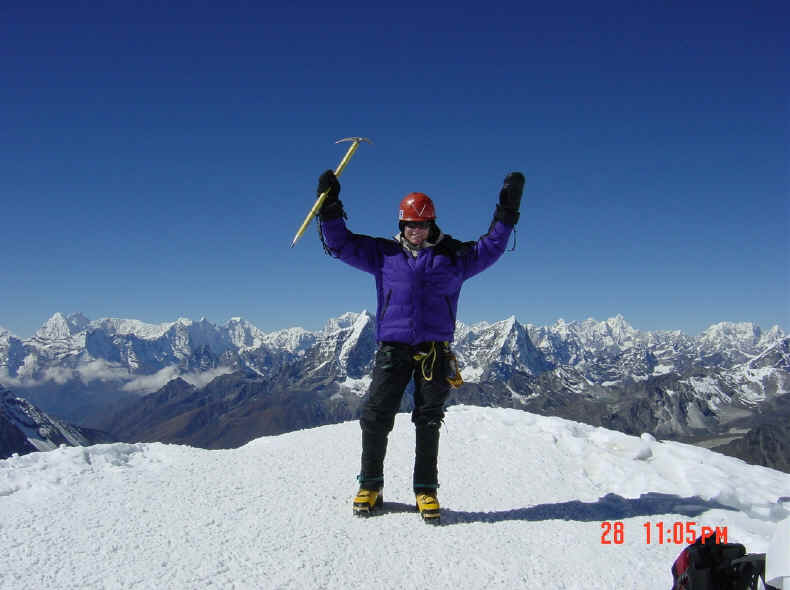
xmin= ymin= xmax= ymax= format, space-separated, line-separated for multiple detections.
xmin=359 ymin=341 xmax=451 ymax=493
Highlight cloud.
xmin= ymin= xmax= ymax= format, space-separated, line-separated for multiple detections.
xmin=2 ymin=360 xmax=236 ymax=396
xmin=122 ymin=366 xmax=181 ymax=394
xmin=0 ymin=368 xmax=23 ymax=388
xmin=121 ymin=366 xmax=235 ymax=394
xmin=41 ymin=367 xmax=75 ymax=385
xmin=1 ymin=359 xmax=131 ymax=389
xmin=77 ymin=359 xmax=129 ymax=383
xmin=2 ymin=367 xmax=74 ymax=387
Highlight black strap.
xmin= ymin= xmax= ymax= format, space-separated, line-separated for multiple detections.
xmin=715 ymin=553 xmax=772 ymax=590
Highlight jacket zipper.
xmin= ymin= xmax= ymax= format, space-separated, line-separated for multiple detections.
xmin=381 ymin=290 xmax=392 ymax=318
xmin=444 ymin=296 xmax=455 ymax=324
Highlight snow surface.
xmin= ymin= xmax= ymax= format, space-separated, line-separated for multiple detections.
xmin=767 ymin=517 xmax=790 ymax=588
xmin=2 ymin=406 xmax=789 ymax=589
xmin=339 ymin=375 xmax=372 ymax=397
xmin=460 ymin=363 xmax=484 ymax=382
xmin=652 ymin=364 xmax=676 ymax=376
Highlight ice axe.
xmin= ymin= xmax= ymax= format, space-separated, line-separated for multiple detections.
xmin=290 ymin=137 xmax=372 ymax=248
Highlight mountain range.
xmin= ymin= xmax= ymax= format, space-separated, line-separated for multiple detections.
xmin=1 ymin=312 xmax=788 ymax=470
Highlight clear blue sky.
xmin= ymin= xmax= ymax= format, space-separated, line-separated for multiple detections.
xmin=2 ymin=1 xmax=788 ymax=339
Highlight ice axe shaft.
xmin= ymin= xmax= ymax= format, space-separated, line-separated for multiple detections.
xmin=290 ymin=137 xmax=372 ymax=248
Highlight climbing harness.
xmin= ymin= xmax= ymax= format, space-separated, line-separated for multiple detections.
xmin=413 ymin=342 xmax=464 ymax=388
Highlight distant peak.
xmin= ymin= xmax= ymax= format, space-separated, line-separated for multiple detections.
xmin=704 ymin=320 xmax=756 ymax=331
xmin=496 ymin=315 xmax=520 ymax=331
xmin=36 ymin=312 xmax=73 ymax=340
xmin=67 ymin=312 xmax=90 ymax=323
xmin=700 ymin=321 xmax=760 ymax=340
xmin=324 ymin=310 xmax=371 ymax=333
xmin=606 ymin=315 xmax=634 ymax=330
xmin=163 ymin=377 xmax=196 ymax=390
xmin=356 ymin=310 xmax=374 ymax=324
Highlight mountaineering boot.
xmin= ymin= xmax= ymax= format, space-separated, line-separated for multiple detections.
xmin=353 ymin=489 xmax=383 ymax=517
xmin=415 ymin=491 xmax=440 ymax=524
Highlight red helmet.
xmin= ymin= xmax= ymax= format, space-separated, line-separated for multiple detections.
xmin=399 ymin=192 xmax=436 ymax=221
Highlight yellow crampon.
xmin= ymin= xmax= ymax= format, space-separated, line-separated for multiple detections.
xmin=415 ymin=491 xmax=441 ymax=524
xmin=353 ymin=489 xmax=383 ymax=516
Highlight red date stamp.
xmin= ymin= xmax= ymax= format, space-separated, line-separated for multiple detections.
xmin=600 ymin=521 xmax=729 ymax=545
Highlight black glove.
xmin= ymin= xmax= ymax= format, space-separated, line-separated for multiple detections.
xmin=494 ymin=171 xmax=524 ymax=226
xmin=499 ymin=172 xmax=524 ymax=210
xmin=317 ymin=169 xmax=344 ymax=221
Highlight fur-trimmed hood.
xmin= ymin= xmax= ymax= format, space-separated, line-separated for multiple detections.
xmin=394 ymin=224 xmax=445 ymax=257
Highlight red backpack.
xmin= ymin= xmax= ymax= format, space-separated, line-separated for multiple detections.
xmin=671 ymin=536 xmax=774 ymax=590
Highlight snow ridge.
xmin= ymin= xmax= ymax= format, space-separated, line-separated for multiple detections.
xmin=1 ymin=406 xmax=788 ymax=589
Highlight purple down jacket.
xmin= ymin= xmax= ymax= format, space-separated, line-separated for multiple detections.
xmin=320 ymin=217 xmax=513 ymax=345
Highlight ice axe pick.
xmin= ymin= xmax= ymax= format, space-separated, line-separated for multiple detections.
xmin=290 ymin=137 xmax=373 ymax=248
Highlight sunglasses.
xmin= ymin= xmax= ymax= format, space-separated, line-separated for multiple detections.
xmin=404 ymin=221 xmax=430 ymax=229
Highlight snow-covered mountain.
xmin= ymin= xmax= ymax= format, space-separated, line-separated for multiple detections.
xmin=0 ymin=311 xmax=364 ymax=385
xmin=2 ymin=406 xmax=789 ymax=589
xmin=525 ymin=315 xmax=787 ymax=384
xmin=3 ymin=311 xmax=784 ymax=390
xmin=0 ymin=327 xmax=26 ymax=381
xmin=453 ymin=315 xmax=551 ymax=381
xmin=1 ymin=311 xmax=787 ymax=467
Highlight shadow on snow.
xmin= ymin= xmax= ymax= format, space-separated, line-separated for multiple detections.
xmin=371 ymin=493 xmax=736 ymax=525
xmin=436 ymin=492 xmax=737 ymax=526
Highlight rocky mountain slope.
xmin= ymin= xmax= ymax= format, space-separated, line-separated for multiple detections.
xmin=0 ymin=385 xmax=114 ymax=459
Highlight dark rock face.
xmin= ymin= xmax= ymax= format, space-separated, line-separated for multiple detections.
xmin=102 ymin=369 xmax=365 ymax=450
xmin=0 ymin=412 xmax=37 ymax=459
xmin=714 ymin=423 xmax=790 ymax=473
xmin=1 ymin=385 xmax=115 ymax=459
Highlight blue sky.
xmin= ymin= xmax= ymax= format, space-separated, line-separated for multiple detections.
xmin=2 ymin=2 xmax=788 ymax=339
